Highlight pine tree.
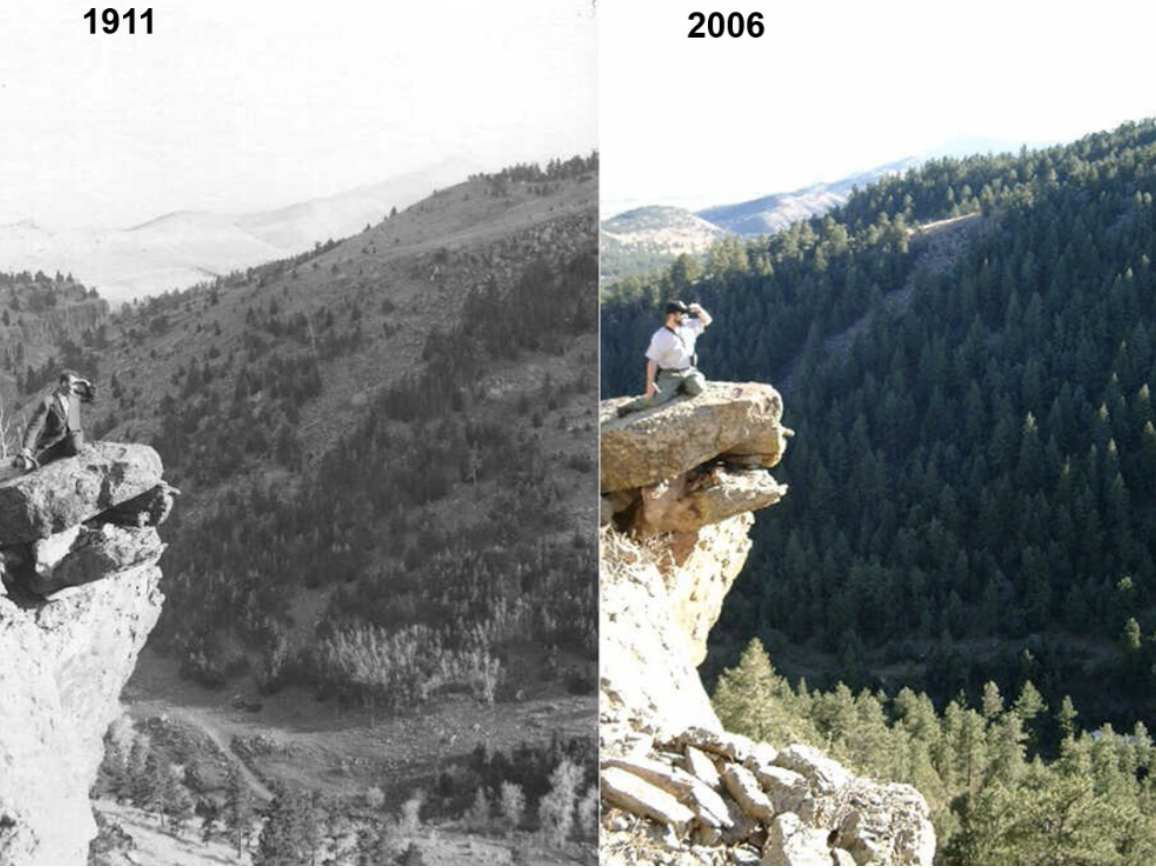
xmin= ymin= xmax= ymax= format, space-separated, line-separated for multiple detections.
xmin=223 ymin=765 xmax=254 ymax=858
xmin=712 ymin=637 xmax=815 ymax=745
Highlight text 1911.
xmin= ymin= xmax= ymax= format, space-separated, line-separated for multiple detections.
xmin=84 ymin=8 xmax=153 ymax=34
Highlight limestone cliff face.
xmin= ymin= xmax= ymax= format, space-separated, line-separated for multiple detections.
xmin=600 ymin=383 xmax=790 ymax=735
xmin=0 ymin=444 xmax=170 ymax=866
xmin=600 ymin=384 xmax=935 ymax=866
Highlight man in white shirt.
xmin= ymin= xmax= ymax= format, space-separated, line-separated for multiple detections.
xmin=617 ymin=300 xmax=712 ymax=416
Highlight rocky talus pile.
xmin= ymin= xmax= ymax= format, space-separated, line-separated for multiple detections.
xmin=601 ymin=726 xmax=935 ymax=866
xmin=599 ymin=385 xmax=935 ymax=865
xmin=0 ymin=443 xmax=172 ymax=866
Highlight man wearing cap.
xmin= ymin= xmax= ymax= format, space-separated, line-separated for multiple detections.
xmin=15 ymin=370 xmax=94 ymax=471
xmin=617 ymin=300 xmax=713 ymax=416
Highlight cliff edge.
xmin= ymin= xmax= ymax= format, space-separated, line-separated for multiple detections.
xmin=0 ymin=443 xmax=171 ymax=866
xmin=599 ymin=384 xmax=935 ymax=866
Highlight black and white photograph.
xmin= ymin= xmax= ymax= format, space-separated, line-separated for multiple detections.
xmin=0 ymin=2 xmax=598 ymax=864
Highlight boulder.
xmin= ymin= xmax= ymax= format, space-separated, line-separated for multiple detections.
xmin=832 ymin=785 xmax=937 ymax=867
xmin=95 ymin=483 xmax=176 ymax=528
xmin=669 ymin=727 xmax=777 ymax=767
xmin=600 ymin=382 xmax=787 ymax=494
xmin=683 ymin=745 xmax=721 ymax=790
xmin=775 ymin=744 xmax=854 ymax=797
xmin=721 ymin=763 xmax=775 ymax=823
xmin=719 ymin=795 xmax=763 ymax=847
xmin=761 ymin=812 xmax=833 ymax=866
xmin=750 ymin=763 xmax=815 ymax=822
xmin=601 ymin=766 xmax=696 ymax=834
xmin=28 ymin=525 xmax=165 ymax=595
xmin=0 ymin=443 xmax=163 ymax=545
xmin=635 ymin=466 xmax=788 ymax=535
xmin=603 ymin=755 xmax=698 ymax=800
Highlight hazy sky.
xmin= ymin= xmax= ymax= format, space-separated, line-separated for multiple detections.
xmin=0 ymin=0 xmax=596 ymax=229
xmin=601 ymin=0 xmax=1156 ymax=216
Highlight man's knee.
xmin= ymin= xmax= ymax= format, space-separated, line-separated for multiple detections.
xmin=682 ymin=371 xmax=706 ymax=397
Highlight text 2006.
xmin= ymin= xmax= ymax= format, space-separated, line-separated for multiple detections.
xmin=688 ymin=12 xmax=764 ymax=38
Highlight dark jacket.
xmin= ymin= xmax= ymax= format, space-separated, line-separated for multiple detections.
xmin=22 ymin=392 xmax=82 ymax=457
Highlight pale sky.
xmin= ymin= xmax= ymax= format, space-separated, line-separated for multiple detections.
xmin=0 ymin=0 xmax=596 ymax=229
xmin=600 ymin=0 xmax=1156 ymax=217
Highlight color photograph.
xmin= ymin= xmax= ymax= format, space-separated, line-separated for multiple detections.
xmin=599 ymin=2 xmax=1156 ymax=864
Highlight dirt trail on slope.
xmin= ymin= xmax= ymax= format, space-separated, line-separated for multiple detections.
xmin=780 ymin=212 xmax=987 ymax=397
xmin=171 ymin=706 xmax=275 ymax=802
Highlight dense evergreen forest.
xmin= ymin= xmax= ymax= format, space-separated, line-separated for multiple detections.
xmin=602 ymin=120 xmax=1156 ymax=733
xmin=714 ymin=638 xmax=1156 ymax=864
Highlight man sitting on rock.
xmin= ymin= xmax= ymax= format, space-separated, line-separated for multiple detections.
xmin=617 ymin=300 xmax=712 ymax=416
xmin=15 ymin=370 xmax=95 ymax=471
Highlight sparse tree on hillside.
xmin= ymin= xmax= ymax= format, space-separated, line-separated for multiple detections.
xmin=538 ymin=757 xmax=581 ymax=846
xmin=255 ymin=784 xmax=311 ymax=866
xmin=0 ymin=395 xmax=18 ymax=460
xmin=223 ymin=765 xmax=254 ymax=858
xmin=498 ymin=780 xmax=526 ymax=831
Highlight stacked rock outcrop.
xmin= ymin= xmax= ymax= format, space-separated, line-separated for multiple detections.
xmin=601 ymin=382 xmax=790 ymax=545
xmin=600 ymin=385 xmax=935 ymax=865
xmin=0 ymin=443 xmax=171 ymax=866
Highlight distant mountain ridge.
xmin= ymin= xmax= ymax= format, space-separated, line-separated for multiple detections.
xmin=600 ymin=158 xmax=921 ymax=284
xmin=0 ymin=158 xmax=480 ymax=307
xmin=697 ymin=158 xmax=921 ymax=235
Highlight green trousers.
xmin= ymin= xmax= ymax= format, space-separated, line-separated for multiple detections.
xmin=618 ymin=367 xmax=706 ymax=414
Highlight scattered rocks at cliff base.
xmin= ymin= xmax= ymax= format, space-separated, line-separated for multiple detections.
xmin=602 ymin=730 xmax=936 ymax=867
xmin=600 ymin=522 xmax=938 ymax=865
xmin=0 ymin=442 xmax=164 ymax=545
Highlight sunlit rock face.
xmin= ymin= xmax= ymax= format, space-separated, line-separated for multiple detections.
xmin=0 ymin=443 xmax=169 ymax=866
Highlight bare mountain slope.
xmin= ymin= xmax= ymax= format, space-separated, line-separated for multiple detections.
xmin=0 ymin=159 xmax=479 ymax=307
xmin=697 ymin=158 xmax=921 ymax=235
